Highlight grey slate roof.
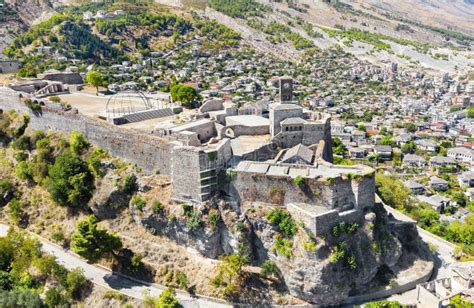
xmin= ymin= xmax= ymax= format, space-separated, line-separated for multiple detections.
xmin=281 ymin=144 xmax=314 ymax=164
xmin=281 ymin=117 xmax=307 ymax=125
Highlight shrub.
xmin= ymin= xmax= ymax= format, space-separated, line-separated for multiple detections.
xmin=132 ymin=197 xmax=146 ymax=212
xmin=346 ymin=253 xmax=357 ymax=270
xmin=177 ymin=272 xmax=187 ymax=289
xmin=66 ymin=268 xmax=87 ymax=299
xmin=157 ymin=288 xmax=180 ymax=308
xmin=181 ymin=203 xmax=193 ymax=216
xmin=0 ymin=179 xmax=14 ymax=198
xmin=303 ymin=241 xmax=317 ymax=251
xmin=129 ymin=254 xmax=142 ymax=272
xmin=266 ymin=209 xmax=297 ymax=236
xmin=44 ymin=287 xmax=68 ymax=307
xmin=122 ymin=174 xmax=138 ymax=194
xmin=331 ymin=222 xmax=359 ymax=237
xmin=87 ymin=148 xmax=108 ymax=177
xmin=11 ymin=135 xmax=30 ymax=151
xmin=49 ymin=96 xmax=61 ymax=103
xmin=293 ymin=175 xmax=305 ymax=187
xmin=151 ymin=200 xmax=164 ymax=214
xmin=274 ymin=234 xmax=293 ymax=258
xmin=24 ymin=99 xmax=41 ymax=111
xmin=186 ymin=211 xmax=202 ymax=232
xmin=209 ymin=209 xmax=220 ymax=229
xmin=7 ymin=198 xmax=24 ymax=225
xmin=260 ymin=260 xmax=278 ymax=277
xmin=329 ymin=242 xmax=346 ymax=264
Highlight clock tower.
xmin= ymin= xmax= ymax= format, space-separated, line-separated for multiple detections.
xmin=279 ymin=76 xmax=293 ymax=103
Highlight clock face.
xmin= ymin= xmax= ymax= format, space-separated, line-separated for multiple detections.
xmin=283 ymin=82 xmax=291 ymax=89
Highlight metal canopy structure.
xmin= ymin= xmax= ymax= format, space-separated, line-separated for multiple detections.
xmin=105 ymin=90 xmax=152 ymax=118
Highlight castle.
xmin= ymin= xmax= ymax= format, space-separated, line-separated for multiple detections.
xmin=0 ymin=77 xmax=374 ymax=236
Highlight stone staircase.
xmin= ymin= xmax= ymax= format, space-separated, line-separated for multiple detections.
xmin=117 ymin=108 xmax=175 ymax=124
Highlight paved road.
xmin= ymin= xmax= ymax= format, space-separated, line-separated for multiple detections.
xmin=0 ymin=224 xmax=230 ymax=308
xmin=377 ymin=195 xmax=458 ymax=305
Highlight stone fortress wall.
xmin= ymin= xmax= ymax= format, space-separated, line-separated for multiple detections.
xmin=229 ymin=160 xmax=375 ymax=236
xmin=0 ymin=87 xmax=224 ymax=202
xmin=1 ymin=87 xmax=375 ymax=229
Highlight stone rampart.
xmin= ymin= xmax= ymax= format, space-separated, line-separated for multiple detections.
xmin=1 ymin=88 xmax=175 ymax=177
xmin=230 ymin=170 xmax=373 ymax=210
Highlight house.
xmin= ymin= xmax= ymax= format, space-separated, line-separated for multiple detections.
xmin=402 ymin=154 xmax=426 ymax=168
xmin=429 ymin=156 xmax=457 ymax=168
xmin=333 ymin=132 xmax=351 ymax=146
xmin=394 ymin=133 xmax=413 ymax=146
xmin=374 ymin=145 xmax=392 ymax=160
xmin=351 ymin=130 xmax=366 ymax=144
xmin=418 ymin=194 xmax=451 ymax=212
xmin=415 ymin=139 xmax=437 ymax=152
xmin=404 ymin=180 xmax=425 ymax=195
xmin=348 ymin=147 xmax=367 ymax=159
xmin=417 ymin=264 xmax=474 ymax=307
xmin=447 ymin=147 xmax=474 ymax=163
xmin=458 ymin=171 xmax=474 ymax=188
xmin=429 ymin=176 xmax=449 ymax=191
xmin=465 ymin=187 xmax=474 ymax=202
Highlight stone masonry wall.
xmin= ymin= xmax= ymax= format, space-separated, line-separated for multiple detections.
xmin=230 ymin=171 xmax=370 ymax=209
xmin=0 ymin=88 xmax=231 ymax=202
xmin=1 ymin=88 xmax=175 ymax=176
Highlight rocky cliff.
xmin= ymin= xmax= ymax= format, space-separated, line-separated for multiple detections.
xmin=120 ymin=178 xmax=433 ymax=305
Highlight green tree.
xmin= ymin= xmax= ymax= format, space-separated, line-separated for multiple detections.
xmin=44 ymin=287 xmax=68 ymax=308
xmin=170 ymin=84 xmax=199 ymax=108
xmin=69 ymin=130 xmax=89 ymax=155
xmin=47 ymin=153 xmax=95 ymax=207
xmin=71 ymin=215 xmax=123 ymax=262
xmin=157 ymin=288 xmax=180 ymax=308
xmin=401 ymin=141 xmax=416 ymax=154
xmin=467 ymin=107 xmax=474 ymax=119
xmin=66 ymin=269 xmax=87 ymax=299
xmin=211 ymin=253 xmax=248 ymax=297
xmin=450 ymin=294 xmax=472 ymax=308
xmin=85 ymin=71 xmax=105 ymax=94
xmin=332 ymin=137 xmax=347 ymax=156
xmin=375 ymin=174 xmax=412 ymax=212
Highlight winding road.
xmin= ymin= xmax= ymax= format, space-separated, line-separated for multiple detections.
xmin=0 ymin=223 xmax=230 ymax=308
xmin=377 ymin=195 xmax=459 ymax=305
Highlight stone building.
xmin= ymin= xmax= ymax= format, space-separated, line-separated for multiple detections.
xmin=269 ymin=102 xmax=332 ymax=161
xmin=416 ymin=264 xmax=474 ymax=307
